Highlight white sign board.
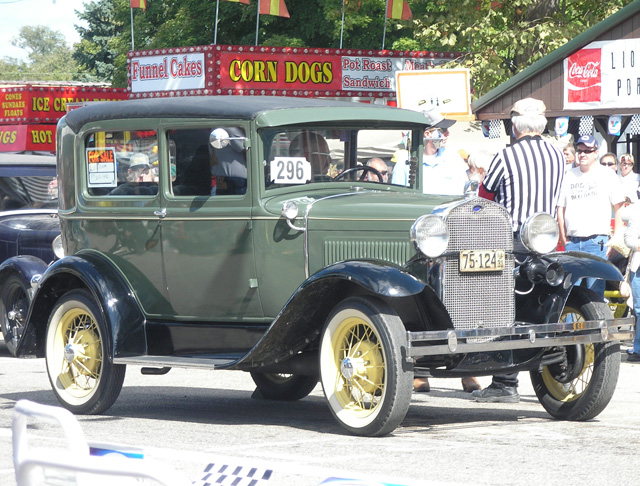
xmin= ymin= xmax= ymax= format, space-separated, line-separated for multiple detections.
xmin=130 ymin=53 xmax=206 ymax=93
xmin=395 ymin=69 xmax=472 ymax=117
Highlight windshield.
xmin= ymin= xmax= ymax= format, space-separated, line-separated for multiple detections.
xmin=262 ymin=126 xmax=420 ymax=190
xmin=0 ymin=175 xmax=58 ymax=210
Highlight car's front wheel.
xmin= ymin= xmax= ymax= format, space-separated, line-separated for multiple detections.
xmin=250 ymin=372 xmax=318 ymax=400
xmin=0 ymin=274 xmax=30 ymax=356
xmin=319 ymin=296 xmax=412 ymax=437
xmin=530 ymin=287 xmax=620 ymax=421
xmin=45 ymin=289 xmax=125 ymax=414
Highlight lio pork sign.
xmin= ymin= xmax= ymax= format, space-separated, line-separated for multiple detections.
xmin=564 ymin=39 xmax=640 ymax=109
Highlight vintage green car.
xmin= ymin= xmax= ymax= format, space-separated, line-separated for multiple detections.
xmin=5 ymin=96 xmax=634 ymax=437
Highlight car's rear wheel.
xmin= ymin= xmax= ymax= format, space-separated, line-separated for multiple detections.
xmin=0 ymin=274 xmax=30 ymax=357
xmin=319 ymin=296 xmax=412 ymax=437
xmin=530 ymin=287 xmax=620 ymax=421
xmin=250 ymin=372 xmax=318 ymax=400
xmin=45 ymin=289 xmax=125 ymax=414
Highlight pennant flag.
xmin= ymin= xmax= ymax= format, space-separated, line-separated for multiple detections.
xmin=224 ymin=0 xmax=250 ymax=4
xmin=259 ymin=0 xmax=290 ymax=18
xmin=387 ymin=0 xmax=412 ymax=20
xmin=130 ymin=0 xmax=146 ymax=10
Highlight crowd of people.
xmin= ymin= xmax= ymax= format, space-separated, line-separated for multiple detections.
xmin=364 ymin=97 xmax=640 ymax=397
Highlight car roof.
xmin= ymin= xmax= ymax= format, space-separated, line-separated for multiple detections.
xmin=0 ymin=153 xmax=56 ymax=176
xmin=63 ymin=96 xmax=429 ymax=133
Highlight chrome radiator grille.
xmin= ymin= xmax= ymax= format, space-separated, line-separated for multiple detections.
xmin=443 ymin=198 xmax=515 ymax=334
xmin=324 ymin=240 xmax=414 ymax=267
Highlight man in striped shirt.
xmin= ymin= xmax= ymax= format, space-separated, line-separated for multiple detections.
xmin=473 ymin=97 xmax=565 ymax=403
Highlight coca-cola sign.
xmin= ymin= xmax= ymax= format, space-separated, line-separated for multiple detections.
xmin=564 ymin=39 xmax=640 ymax=110
xmin=566 ymin=49 xmax=601 ymax=103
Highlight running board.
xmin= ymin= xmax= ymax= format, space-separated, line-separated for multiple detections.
xmin=114 ymin=355 xmax=237 ymax=369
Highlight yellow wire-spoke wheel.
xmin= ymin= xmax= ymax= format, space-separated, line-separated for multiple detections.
xmin=53 ymin=308 xmax=103 ymax=397
xmin=320 ymin=297 xmax=412 ymax=437
xmin=530 ymin=287 xmax=621 ymax=421
xmin=46 ymin=289 xmax=126 ymax=415
xmin=331 ymin=316 xmax=385 ymax=415
xmin=541 ymin=343 xmax=594 ymax=402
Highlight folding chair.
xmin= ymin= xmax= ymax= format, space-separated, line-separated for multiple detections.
xmin=12 ymin=399 xmax=191 ymax=486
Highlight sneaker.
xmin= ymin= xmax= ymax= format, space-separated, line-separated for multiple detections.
xmin=627 ymin=353 xmax=640 ymax=363
xmin=471 ymin=385 xmax=520 ymax=403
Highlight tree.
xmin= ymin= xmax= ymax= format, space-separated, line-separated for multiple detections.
xmin=409 ymin=0 xmax=635 ymax=97
xmin=73 ymin=1 xmax=122 ymax=82
xmin=75 ymin=0 xmax=634 ymax=95
xmin=0 ymin=26 xmax=79 ymax=81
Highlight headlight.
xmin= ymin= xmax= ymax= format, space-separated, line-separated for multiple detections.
xmin=410 ymin=214 xmax=449 ymax=258
xmin=52 ymin=235 xmax=65 ymax=260
xmin=281 ymin=200 xmax=299 ymax=220
xmin=520 ymin=213 xmax=559 ymax=254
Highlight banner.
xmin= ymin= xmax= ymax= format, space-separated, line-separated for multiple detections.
xmin=0 ymin=124 xmax=56 ymax=152
xmin=0 ymin=86 xmax=127 ymax=125
xmin=130 ymin=52 xmax=206 ymax=93
xmin=564 ymin=39 xmax=640 ymax=110
xmin=128 ymin=45 xmax=462 ymax=98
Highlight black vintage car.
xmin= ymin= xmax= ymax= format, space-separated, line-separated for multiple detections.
xmin=0 ymin=152 xmax=60 ymax=356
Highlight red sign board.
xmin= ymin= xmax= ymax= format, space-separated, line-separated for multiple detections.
xmin=0 ymin=85 xmax=128 ymax=124
xmin=0 ymin=124 xmax=56 ymax=152
xmin=128 ymin=45 xmax=461 ymax=99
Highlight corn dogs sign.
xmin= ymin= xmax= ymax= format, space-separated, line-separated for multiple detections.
xmin=128 ymin=45 xmax=460 ymax=98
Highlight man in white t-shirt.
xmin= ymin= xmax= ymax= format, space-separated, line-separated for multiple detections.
xmin=557 ymin=135 xmax=625 ymax=296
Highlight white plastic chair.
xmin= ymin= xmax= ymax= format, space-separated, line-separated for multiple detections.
xmin=12 ymin=399 xmax=191 ymax=486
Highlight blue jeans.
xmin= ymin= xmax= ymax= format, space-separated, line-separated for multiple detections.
xmin=565 ymin=236 xmax=608 ymax=297
xmin=630 ymin=271 xmax=640 ymax=355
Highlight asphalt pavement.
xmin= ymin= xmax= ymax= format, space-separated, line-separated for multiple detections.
xmin=1 ymin=337 xmax=639 ymax=486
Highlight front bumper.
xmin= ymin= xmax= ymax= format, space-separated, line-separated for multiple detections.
xmin=407 ymin=316 xmax=635 ymax=357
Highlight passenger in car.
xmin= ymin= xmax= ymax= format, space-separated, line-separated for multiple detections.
xmin=210 ymin=127 xmax=248 ymax=195
xmin=109 ymin=153 xmax=157 ymax=196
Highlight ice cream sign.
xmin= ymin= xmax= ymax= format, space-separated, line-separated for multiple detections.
xmin=564 ymin=39 xmax=640 ymax=109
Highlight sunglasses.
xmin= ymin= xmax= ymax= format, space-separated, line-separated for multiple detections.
xmin=600 ymin=162 xmax=616 ymax=166
xmin=576 ymin=148 xmax=597 ymax=154
xmin=621 ymin=161 xmax=633 ymax=166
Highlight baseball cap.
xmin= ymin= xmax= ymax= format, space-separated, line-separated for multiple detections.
xmin=575 ymin=135 xmax=598 ymax=149
xmin=422 ymin=106 xmax=456 ymax=130
xmin=129 ymin=152 xmax=151 ymax=170
xmin=510 ymin=98 xmax=546 ymax=117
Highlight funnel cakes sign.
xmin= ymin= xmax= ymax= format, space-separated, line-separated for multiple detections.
xmin=564 ymin=39 xmax=640 ymax=109
xmin=128 ymin=45 xmax=460 ymax=98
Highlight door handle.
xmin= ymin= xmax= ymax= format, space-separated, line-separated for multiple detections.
xmin=154 ymin=208 xmax=167 ymax=218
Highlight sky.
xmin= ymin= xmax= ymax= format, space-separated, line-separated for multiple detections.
xmin=0 ymin=0 xmax=87 ymax=61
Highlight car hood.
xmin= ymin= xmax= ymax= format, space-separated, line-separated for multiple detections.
xmin=263 ymin=189 xmax=462 ymax=230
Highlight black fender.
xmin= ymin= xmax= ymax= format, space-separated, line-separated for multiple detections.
xmin=228 ymin=260 xmax=450 ymax=371
xmin=0 ymin=255 xmax=50 ymax=291
xmin=16 ymin=250 xmax=146 ymax=359
xmin=515 ymin=251 xmax=623 ymax=325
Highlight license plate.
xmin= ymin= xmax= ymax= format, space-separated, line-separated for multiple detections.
xmin=459 ymin=249 xmax=505 ymax=272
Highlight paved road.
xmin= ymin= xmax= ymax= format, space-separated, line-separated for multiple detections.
xmin=1 ymin=338 xmax=639 ymax=486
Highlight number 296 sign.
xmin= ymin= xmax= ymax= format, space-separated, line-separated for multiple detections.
xmin=270 ymin=157 xmax=312 ymax=184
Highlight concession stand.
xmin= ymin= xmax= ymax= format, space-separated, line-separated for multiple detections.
xmin=471 ymin=0 xmax=640 ymax=160
xmin=0 ymin=83 xmax=127 ymax=154
xmin=127 ymin=44 xmax=461 ymax=105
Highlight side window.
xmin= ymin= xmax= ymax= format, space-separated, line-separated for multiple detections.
xmin=167 ymin=127 xmax=247 ymax=197
xmin=85 ymin=130 xmax=158 ymax=197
